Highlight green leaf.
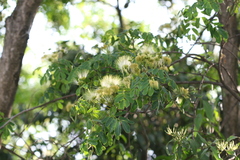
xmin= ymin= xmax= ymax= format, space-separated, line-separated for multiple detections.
xmin=218 ymin=27 xmax=228 ymax=39
xmin=76 ymin=87 xmax=81 ymax=96
xmin=122 ymin=121 xmax=130 ymax=133
xmin=152 ymin=100 xmax=159 ymax=110
xmin=114 ymin=94 xmax=124 ymax=103
xmin=115 ymin=111 xmax=127 ymax=116
xmin=2 ymin=129 xmax=10 ymax=139
xmin=203 ymin=101 xmax=213 ymax=121
xmin=194 ymin=114 xmax=203 ymax=133
xmin=196 ymin=133 xmax=207 ymax=144
xmin=190 ymin=139 xmax=199 ymax=154
xmin=109 ymin=119 xmax=117 ymax=133
xmin=57 ymin=102 xmax=63 ymax=109
xmin=105 ymin=117 xmax=114 ymax=127
xmin=227 ymin=135 xmax=238 ymax=142
xmin=148 ymin=87 xmax=154 ymax=96
xmin=99 ymin=132 xmax=107 ymax=144
xmin=87 ymin=120 xmax=92 ymax=129
xmin=115 ymin=121 xmax=121 ymax=137
xmin=200 ymin=148 xmax=209 ymax=160
xmin=136 ymin=98 xmax=143 ymax=108
xmin=119 ymin=100 xmax=127 ymax=110
xmin=142 ymin=87 xmax=149 ymax=96
xmin=0 ymin=112 xmax=4 ymax=119
xmin=167 ymin=79 xmax=177 ymax=89
xmin=210 ymin=1 xmax=220 ymax=12
xmin=165 ymin=101 xmax=174 ymax=109
xmin=88 ymin=139 xmax=98 ymax=146
xmin=95 ymin=143 xmax=103 ymax=155
xmin=210 ymin=146 xmax=222 ymax=160
xmin=192 ymin=28 xmax=198 ymax=35
xmin=110 ymin=106 xmax=117 ymax=115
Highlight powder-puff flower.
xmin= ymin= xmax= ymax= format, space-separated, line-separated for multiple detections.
xmin=100 ymin=75 xmax=122 ymax=88
xmin=77 ymin=70 xmax=89 ymax=80
xmin=116 ymin=56 xmax=132 ymax=73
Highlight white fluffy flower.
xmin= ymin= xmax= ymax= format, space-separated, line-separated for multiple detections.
xmin=100 ymin=75 xmax=121 ymax=88
xmin=116 ymin=56 xmax=132 ymax=72
xmin=77 ymin=70 xmax=89 ymax=80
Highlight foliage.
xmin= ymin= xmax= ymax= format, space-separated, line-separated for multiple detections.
xmin=1 ymin=0 xmax=240 ymax=159
xmin=30 ymin=26 xmax=238 ymax=159
xmin=40 ymin=0 xmax=74 ymax=31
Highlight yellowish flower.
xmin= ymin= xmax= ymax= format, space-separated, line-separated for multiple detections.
xmin=84 ymin=90 xmax=99 ymax=101
xmin=141 ymin=45 xmax=155 ymax=55
xmin=149 ymin=80 xmax=159 ymax=89
xmin=65 ymin=102 xmax=73 ymax=112
xmin=101 ymin=95 xmax=114 ymax=105
xmin=100 ymin=75 xmax=122 ymax=88
xmin=116 ymin=56 xmax=132 ymax=72
xmin=165 ymin=127 xmax=187 ymax=142
xmin=227 ymin=141 xmax=239 ymax=151
xmin=77 ymin=70 xmax=89 ymax=80
xmin=130 ymin=63 xmax=140 ymax=75
xmin=180 ymin=87 xmax=189 ymax=98
xmin=97 ymin=87 xmax=117 ymax=96
xmin=135 ymin=55 xmax=144 ymax=63
xmin=122 ymin=76 xmax=132 ymax=88
xmin=159 ymin=66 xmax=169 ymax=72
xmin=216 ymin=140 xmax=228 ymax=151
xmin=163 ymin=56 xmax=172 ymax=66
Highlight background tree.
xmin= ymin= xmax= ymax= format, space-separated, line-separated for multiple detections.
xmin=0 ymin=0 xmax=42 ymax=117
xmin=218 ymin=0 xmax=240 ymax=137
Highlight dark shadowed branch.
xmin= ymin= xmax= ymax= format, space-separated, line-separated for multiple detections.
xmin=0 ymin=94 xmax=76 ymax=130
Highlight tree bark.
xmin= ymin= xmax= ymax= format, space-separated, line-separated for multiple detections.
xmin=218 ymin=0 xmax=240 ymax=137
xmin=0 ymin=0 xmax=42 ymax=118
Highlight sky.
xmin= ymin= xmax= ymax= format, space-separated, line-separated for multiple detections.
xmin=2 ymin=0 xmax=196 ymax=73
xmin=23 ymin=0 xmax=190 ymax=72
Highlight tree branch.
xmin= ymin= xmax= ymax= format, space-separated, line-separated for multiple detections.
xmin=1 ymin=144 xmax=25 ymax=160
xmin=170 ymin=53 xmax=218 ymax=70
xmin=0 ymin=94 xmax=76 ymax=130
xmin=175 ymin=81 xmax=223 ymax=87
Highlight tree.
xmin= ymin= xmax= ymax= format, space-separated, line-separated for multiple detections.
xmin=218 ymin=0 xmax=240 ymax=137
xmin=0 ymin=0 xmax=240 ymax=159
xmin=0 ymin=0 xmax=42 ymax=118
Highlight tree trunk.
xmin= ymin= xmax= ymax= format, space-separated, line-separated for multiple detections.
xmin=0 ymin=0 xmax=42 ymax=118
xmin=218 ymin=0 xmax=240 ymax=137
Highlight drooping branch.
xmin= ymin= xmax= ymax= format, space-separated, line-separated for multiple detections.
xmin=1 ymin=144 xmax=25 ymax=160
xmin=0 ymin=0 xmax=43 ymax=118
xmin=170 ymin=53 xmax=218 ymax=69
xmin=0 ymin=94 xmax=76 ymax=130
xmin=169 ymin=52 xmax=240 ymax=102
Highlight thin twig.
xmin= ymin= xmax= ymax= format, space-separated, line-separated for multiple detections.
xmin=175 ymin=81 xmax=223 ymax=87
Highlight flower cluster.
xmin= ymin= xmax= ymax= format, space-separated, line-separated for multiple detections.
xmin=174 ymin=87 xmax=189 ymax=99
xmin=74 ymin=70 xmax=89 ymax=85
xmin=84 ymin=75 xmax=121 ymax=105
xmin=116 ymin=55 xmax=132 ymax=73
xmin=149 ymin=79 xmax=159 ymax=90
xmin=216 ymin=140 xmax=239 ymax=152
xmin=42 ymin=52 xmax=59 ymax=62
xmin=165 ymin=126 xmax=187 ymax=142
xmin=135 ymin=45 xmax=172 ymax=71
